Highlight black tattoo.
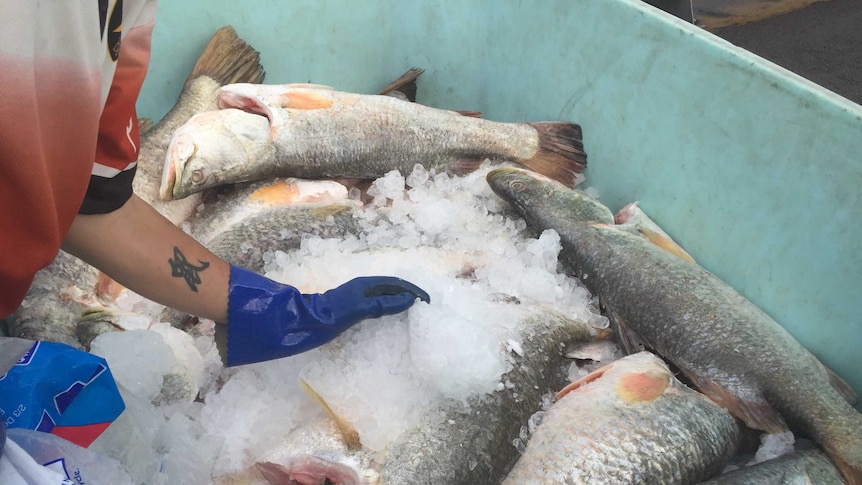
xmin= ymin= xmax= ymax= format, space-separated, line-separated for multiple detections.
xmin=168 ymin=246 xmax=210 ymax=292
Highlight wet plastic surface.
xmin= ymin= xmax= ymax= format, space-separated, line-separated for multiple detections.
xmin=138 ymin=0 xmax=862 ymax=398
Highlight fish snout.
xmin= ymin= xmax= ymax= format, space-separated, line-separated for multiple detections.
xmin=161 ymin=135 xmax=205 ymax=200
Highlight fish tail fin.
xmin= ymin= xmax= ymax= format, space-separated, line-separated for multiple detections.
xmin=185 ymin=26 xmax=266 ymax=88
xmin=522 ymin=122 xmax=587 ymax=188
xmin=378 ymin=67 xmax=424 ymax=102
xmin=821 ymin=362 xmax=859 ymax=405
xmin=829 ymin=453 xmax=862 ymax=485
xmin=808 ymin=395 xmax=862 ymax=485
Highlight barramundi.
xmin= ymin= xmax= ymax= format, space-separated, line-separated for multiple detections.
xmin=486 ymin=166 xmax=862 ymax=484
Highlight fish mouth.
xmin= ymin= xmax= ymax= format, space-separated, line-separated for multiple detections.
xmin=256 ymin=455 xmax=373 ymax=485
xmin=159 ymin=135 xmax=197 ymax=201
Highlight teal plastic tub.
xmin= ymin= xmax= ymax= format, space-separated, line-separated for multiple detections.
xmin=139 ymin=0 xmax=862 ymax=398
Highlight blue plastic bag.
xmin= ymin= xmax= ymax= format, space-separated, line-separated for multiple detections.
xmin=0 ymin=338 xmax=125 ymax=448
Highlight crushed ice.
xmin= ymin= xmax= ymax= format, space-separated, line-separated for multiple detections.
xmin=86 ymin=163 xmax=601 ymax=483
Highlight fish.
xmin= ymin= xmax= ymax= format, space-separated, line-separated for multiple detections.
xmin=188 ymin=178 xmax=357 ymax=263
xmin=5 ymin=26 xmax=266 ymax=348
xmin=502 ymin=351 xmax=742 ymax=484
xmin=215 ymin=308 xmax=610 ymax=484
xmin=698 ymin=448 xmax=844 ymax=484
xmin=485 ymin=166 xmax=862 ymax=484
xmin=158 ymin=85 xmax=587 ymax=201
xmin=133 ymin=25 xmax=266 ymax=225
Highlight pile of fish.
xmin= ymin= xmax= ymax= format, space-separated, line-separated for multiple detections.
xmin=5 ymin=25 xmax=862 ymax=485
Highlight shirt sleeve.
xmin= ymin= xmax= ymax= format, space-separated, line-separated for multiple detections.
xmin=79 ymin=1 xmax=156 ymax=215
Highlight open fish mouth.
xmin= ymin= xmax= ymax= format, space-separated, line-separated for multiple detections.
xmin=256 ymin=455 xmax=377 ymax=485
xmin=159 ymin=134 xmax=197 ymax=201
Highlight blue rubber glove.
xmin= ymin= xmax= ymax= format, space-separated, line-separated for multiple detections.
xmin=225 ymin=265 xmax=430 ymax=366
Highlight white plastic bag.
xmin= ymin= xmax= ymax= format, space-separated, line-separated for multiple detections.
xmin=2 ymin=428 xmax=133 ymax=485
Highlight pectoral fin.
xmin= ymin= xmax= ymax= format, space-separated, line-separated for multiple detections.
xmin=637 ymin=227 xmax=696 ymax=263
xmin=678 ymin=366 xmax=788 ymax=434
xmin=280 ymin=90 xmax=334 ymax=110
xmin=299 ymin=378 xmax=361 ymax=451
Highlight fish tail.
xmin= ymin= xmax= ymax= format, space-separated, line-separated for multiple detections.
xmin=804 ymin=394 xmax=862 ymax=485
xmin=378 ymin=67 xmax=424 ymax=102
xmin=824 ymin=438 xmax=862 ymax=485
xmin=522 ymin=122 xmax=588 ymax=188
xmin=184 ymin=26 xmax=266 ymax=88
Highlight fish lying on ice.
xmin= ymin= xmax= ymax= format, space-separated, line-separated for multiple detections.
xmin=4 ymin=26 xmax=266 ymax=347
xmin=188 ymin=178 xmax=356 ymax=261
xmin=698 ymin=448 xmax=844 ymax=484
xmin=159 ymin=84 xmax=587 ymax=201
xmin=502 ymin=351 xmax=742 ymax=484
xmin=485 ymin=166 xmax=862 ymax=484
xmin=133 ymin=25 xmax=266 ymax=225
xmin=216 ymin=308 xmax=610 ymax=484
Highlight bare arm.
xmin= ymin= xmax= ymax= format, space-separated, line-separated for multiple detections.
xmin=62 ymin=194 xmax=229 ymax=323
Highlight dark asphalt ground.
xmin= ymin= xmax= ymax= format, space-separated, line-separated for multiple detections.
xmin=702 ymin=0 xmax=862 ymax=105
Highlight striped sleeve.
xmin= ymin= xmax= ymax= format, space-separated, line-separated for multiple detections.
xmin=79 ymin=0 xmax=156 ymax=214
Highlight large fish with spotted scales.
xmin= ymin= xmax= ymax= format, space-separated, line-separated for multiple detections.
xmin=158 ymin=83 xmax=587 ymax=201
xmin=503 ymin=351 xmax=742 ymax=484
xmin=485 ymin=166 xmax=862 ymax=485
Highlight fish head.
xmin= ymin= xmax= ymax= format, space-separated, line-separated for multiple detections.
xmin=256 ymin=453 xmax=380 ymax=485
xmin=486 ymin=166 xmax=561 ymax=214
xmin=486 ymin=166 xmax=615 ymax=225
xmin=249 ymin=416 xmax=381 ymax=485
xmin=160 ymin=109 xmax=274 ymax=200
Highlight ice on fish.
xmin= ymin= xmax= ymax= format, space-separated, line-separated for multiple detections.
xmin=88 ymin=163 xmax=601 ymax=483
xmin=749 ymin=430 xmax=796 ymax=465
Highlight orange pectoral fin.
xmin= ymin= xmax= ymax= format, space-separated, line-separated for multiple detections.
xmin=279 ymin=90 xmax=334 ymax=110
xmin=247 ymin=180 xmax=302 ymax=206
xmin=616 ymin=371 xmax=669 ymax=404
xmin=638 ymin=227 xmax=696 ymax=263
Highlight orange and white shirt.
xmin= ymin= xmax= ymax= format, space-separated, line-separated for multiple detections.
xmin=0 ymin=0 xmax=158 ymax=317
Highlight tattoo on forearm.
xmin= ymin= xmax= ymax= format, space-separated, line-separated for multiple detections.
xmin=168 ymin=246 xmax=210 ymax=292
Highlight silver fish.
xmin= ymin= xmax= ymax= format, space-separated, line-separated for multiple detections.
xmin=486 ymin=166 xmax=862 ymax=484
xmin=503 ymin=351 xmax=742 ymax=484
xmin=699 ymin=448 xmax=844 ymax=484
xmin=159 ymin=85 xmax=587 ymax=201
xmin=215 ymin=309 xmax=610 ymax=484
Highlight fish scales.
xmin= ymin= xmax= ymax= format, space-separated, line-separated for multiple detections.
xmin=698 ymin=448 xmax=844 ymax=484
xmin=269 ymin=92 xmax=541 ymax=178
xmin=502 ymin=352 xmax=742 ymax=485
xmin=202 ymin=203 xmax=361 ymax=275
xmin=381 ymin=311 xmax=598 ymax=483
xmin=162 ymin=85 xmax=587 ymax=200
xmin=485 ymin=167 xmax=862 ymax=484
xmin=230 ymin=309 xmax=604 ymax=484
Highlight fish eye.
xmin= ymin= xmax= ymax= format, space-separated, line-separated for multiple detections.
xmin=191 ymin=169 xmax=205 ymax=185
xmin=509 ymin=180 xmax=526 ymax=192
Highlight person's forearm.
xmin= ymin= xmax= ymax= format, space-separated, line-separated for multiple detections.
xmin=62 ymin=195 xmax=229 ymax=323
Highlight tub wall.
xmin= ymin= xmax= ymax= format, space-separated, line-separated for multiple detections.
xmin=139 ymin=0 xmax=862 ymax=397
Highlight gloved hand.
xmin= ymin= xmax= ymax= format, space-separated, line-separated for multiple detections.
xmin=224 ymin=265 xmax=430 ymax=366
